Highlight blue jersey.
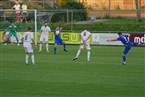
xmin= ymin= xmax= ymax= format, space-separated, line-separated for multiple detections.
xmin=117 ymin=35 xmax=132 ymax=47
xmin=117 ymin=34 xmax=138 ymax=54
xmin=54 ymin=30 xmax=63 ymax=44
xmin=54 ymin=30 xmax=61 ymax=40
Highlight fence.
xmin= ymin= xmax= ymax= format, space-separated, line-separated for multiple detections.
xmin=0 ymin=9 xmax=145 ymax=32
xmin=0 ymin=9 xmax=144 ymax=45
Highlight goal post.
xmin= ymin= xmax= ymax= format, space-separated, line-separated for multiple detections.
xmin=34 ymin=9 xmax=37 ymax=45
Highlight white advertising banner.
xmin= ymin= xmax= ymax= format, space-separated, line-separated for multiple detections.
xmin=92 ymin=33 xmax=123 ymax=45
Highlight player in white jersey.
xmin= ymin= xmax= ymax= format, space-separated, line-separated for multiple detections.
xmin=73 ymin=28 xmax=91 ymax=62
xmin=39 ymin=22 xmax=51 ymax=52
xmin=21 ymin=27 xmax=36 ymax=65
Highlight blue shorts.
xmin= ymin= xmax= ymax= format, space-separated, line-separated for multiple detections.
xmin=123 ymin=46 xmax=131 ymax=54
xmin=123 ymin=42 xmax=138 ymax=54
xmin=55 ymin=38 xmax=63 ymax=44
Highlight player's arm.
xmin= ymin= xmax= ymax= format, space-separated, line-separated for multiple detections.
xmin=58 ymin=27 xmax=62 ymax=34
xmin=21 ymin=37 xmax=24 ymax=43
xmin=81 ymin=35 xmax=86 ymax=45
xmin=31 ymin=38 xmax=37 ymax=47
xmin=15 ymin=26 xmax=18 ymax=32
xmin=84 ymin=34 xmax=91 ymax=42
xmin=30 ymin=33 xmax=36 ymax=46
xmin=31 ymin=34 xmax=37 ymax=46
xmin=107 ymin=39 xmax=118 ymax=42
xmin=6 ymin=26 xmax=10 ymax=31
xmin=59 ymin=27 xmax=62 ymax=32
xmin=16 ymin=26 xmax=18 ymax=32
xmin=12 ymin=5 xmax=15 ymax=9
xmin=31 ymin=38 xmax=35 ymax=44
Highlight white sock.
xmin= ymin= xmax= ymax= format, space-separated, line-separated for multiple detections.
xmin=31 ymin=55 xmax=35 ymax=64
xmin=76 ymin=49 xmax=81 ymax=58
xmin=46 ymin=43 xmax=48 ymax=51
xmin=87 ymin=51 xmax=90 ymax=61
xmin=26 ymin=54 xmax=29 ymax=64
xmin=39 ymin=44 xmax=42 ymax=51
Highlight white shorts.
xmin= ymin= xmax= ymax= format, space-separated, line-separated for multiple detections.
xmin=79 ymin=43 xmax=91 ymax=50
xmin=40 ymin=35 xmax=48 ymax=42
xmin=23 ymin=43 xmax=33 ymax=53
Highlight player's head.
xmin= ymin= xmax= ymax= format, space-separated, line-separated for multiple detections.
xmin=44 ymin=22 xmax=48 ymax=26
xmin=118 ymin=32 xmax=122 ymax=36
xmin=11 ymin=21 xmax=15 ymax=26
xmin=56 ymin=27 xmax=60 ymax=30
xmin=23 ymin=2 xmax=26 ymax=5
xmin=28 ymin=27 xmax=32 ymax=31
xmin=15 ymin=1 xmax=19 ymax=5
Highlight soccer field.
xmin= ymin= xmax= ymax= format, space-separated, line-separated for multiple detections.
xmin=0 ymin=44 xmax=144 ymax=97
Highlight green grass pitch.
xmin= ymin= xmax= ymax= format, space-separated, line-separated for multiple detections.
xmin=0 ymin=44 xmax=144 ymax=97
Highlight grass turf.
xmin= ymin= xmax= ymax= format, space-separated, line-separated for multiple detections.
xmin=0 ymin=44 xmax=144 ymax=97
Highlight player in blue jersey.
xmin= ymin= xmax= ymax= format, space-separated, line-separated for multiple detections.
xmin=54 ymin=27 xmax=67 ymax=54
xmin=107 ymin=32 xmax=144 ymax=65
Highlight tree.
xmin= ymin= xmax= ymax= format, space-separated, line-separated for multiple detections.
xmin=57 ymin=0 xmax=74 ymax=6
xmin=61 ymin=1 xmax=87 ymax=21
xmin=51 ymin=1 xmax=87 ymax=22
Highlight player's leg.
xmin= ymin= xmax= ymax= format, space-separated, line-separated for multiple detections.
xmin=61 ymin=40 xmax=67 ymax=52
xmin=45 ymin=36 xmax=49 ymax=52
xmin=30 ymin=52 xmax=35 ymax=65
xmin=86 ymin=43 xmax=91 ymax=62
xmin=46 ymin=41 xmax=49 ymax=52
xmin=26 ymin=52 xmax=29 ymax=65
xmin=4 ymin=34 xmax=11 ymax=45
xmin=28 ymin=46 xmax=35 ymax=65
xmin=133 ymin=42 xmax=139 ymax=46
xmin=24 ymin=47 xmax=29 ymax=65
xmin=122 ymin=53 xmax=126 ymax=65
xmin=13 ymin=33 xmax=19 ymax=45
xmin=73 ymin=44 xmax=84 ymax=60
xmin=133 ymin=42 xmax=145 ymax=46
xmin=39 ymin=41 xmax=43 ymax=52
xmin=39 ymin=36 xmax=43 ymax=52
xmin=122 ymin=46 xmax=131 ymax=65
xmin=54 ymin=43 xmax=57 ymax=54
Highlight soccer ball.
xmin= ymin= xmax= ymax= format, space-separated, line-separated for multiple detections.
xmin=56 ymin=31 xmax=60 ymax=35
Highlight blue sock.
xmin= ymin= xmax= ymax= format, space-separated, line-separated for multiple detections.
xmin=123 ymin=56 xmax=126 ymax=62
xmin=63 ymin=44 xmax=66 ymax=50
xmin=54 ymin=47 xmax=56 ymax=54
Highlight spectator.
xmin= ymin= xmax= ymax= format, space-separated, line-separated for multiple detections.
xmin=13 ymin=1 xmax=21 ymax=21
xmin=21 ymin=2 xmax=28 ymax=23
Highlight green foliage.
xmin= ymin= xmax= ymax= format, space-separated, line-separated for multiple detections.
xmin=0 ymin=19 xmax=145 ymax=32
xmin=0 ymin=21 xmax=10 ymax=30
xmin=62 ymin=1 xmax=87 ymax=21
xmin=57 ymin=0 xmax=74 ymax=7
xmin=51 ymin=1 xmax=87 ymax=22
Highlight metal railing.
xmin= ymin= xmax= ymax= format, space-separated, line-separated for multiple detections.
xmin=0 ymin=9 xmax=145 ymax=31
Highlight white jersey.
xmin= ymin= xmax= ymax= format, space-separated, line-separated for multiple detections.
xmin=23 ymin=32 xmax=34 ymax=47
xmin=22 ymin=32 xmax=34 ymax=53
xmin=40 ymin=26 xmax=51 ymax=36
xmin=22 ymin=4 xmax=27 ymax=13
xmin=80 ymin=30 xmax=91 ymax=43
xmin=13 ymin=4 xmax=21 ymax=13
